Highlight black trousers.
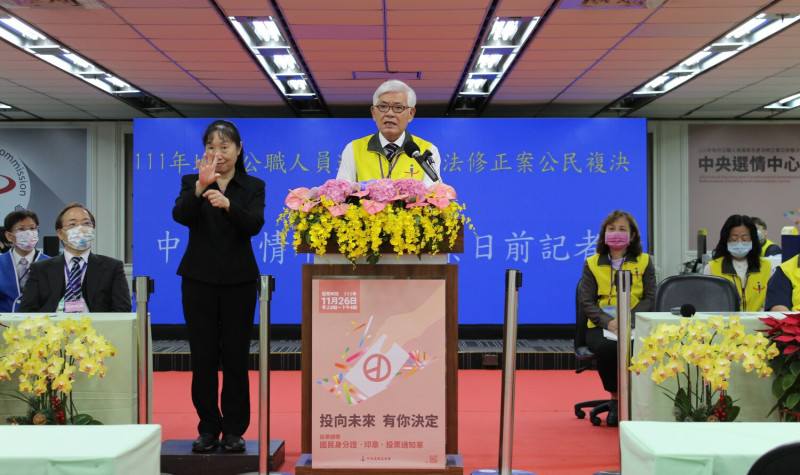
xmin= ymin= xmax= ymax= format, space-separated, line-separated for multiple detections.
xmin=182 ymin=277 xmax=257 ymax=437
xmin=585 ymin=326 xmax=618 ymax=394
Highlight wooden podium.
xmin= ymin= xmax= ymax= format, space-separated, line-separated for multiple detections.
xmin=296 ymin=239 xmax=463 ymax=474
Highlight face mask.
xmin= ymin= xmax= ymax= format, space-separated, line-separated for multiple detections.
xmin=605 ymin=231 xmax=630 ymax=251
xmin=757 ymin=230 xmax=763 ymax=241
xmin=64 ymin=226 xmax=94 ymax=251
xmin=13 ymin=229 xmax=38 ymax=252
xmin=727 ymin=241 xmax=752 ymax=259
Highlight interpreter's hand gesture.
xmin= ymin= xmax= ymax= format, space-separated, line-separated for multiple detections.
xmin=198 ymin=152 xmax=220 ymax=188
xmin=202 ymin=189 xmax=230 ymax=212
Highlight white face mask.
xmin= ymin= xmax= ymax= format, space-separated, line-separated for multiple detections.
xmin=64 ymin=226 xmax=94 ymax=251
xmin=13 ymin=229 xmax=38 ymax=252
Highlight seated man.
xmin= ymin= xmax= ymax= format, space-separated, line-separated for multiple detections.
xmin=752 ymin=217 xmax=781 ymax=257
xmin=0 ymin=210 xmax=49 ymax=312
xmin=765 ymin=253 xmax=799 ymax=311
xmin=19 ymin=203 xmax=131 ymax=313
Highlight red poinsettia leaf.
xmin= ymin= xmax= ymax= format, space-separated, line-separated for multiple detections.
xmin=775 ymin=335 xmax=797 ymax=342
xmin=784 ymin=345 xmax=800 ymax=354
xmin=759 ymin=317 xmax=781 ymax=328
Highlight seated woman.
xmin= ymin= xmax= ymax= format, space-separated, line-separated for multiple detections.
xmin=765 ymin=254 xmax=800 ymax=311
xmin=578 ymin=209 xmax=655 ymax=427
xmin=703 ymin=214 xmax=770 ymax=311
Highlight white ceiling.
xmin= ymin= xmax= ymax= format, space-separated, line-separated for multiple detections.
xmin=1 ymin=0 xmax=800 ymax=120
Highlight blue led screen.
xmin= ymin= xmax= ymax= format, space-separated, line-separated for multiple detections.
xmin=133 ymin=118 xmax=647 ymax=325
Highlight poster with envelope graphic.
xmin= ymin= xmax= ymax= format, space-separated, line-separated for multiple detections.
xmin=311 ymin=277 xmax=446 ymax=469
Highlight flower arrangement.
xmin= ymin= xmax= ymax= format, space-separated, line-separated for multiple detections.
xmin=277 ymin=178 xmax=471 ymax=265
xmin=0 ymin=315 xmax=116 ymax=425
xmin=758 ymin=312 xmax=800 ymax=421
xmin=629 ymin=315 xmax=777 ymax=422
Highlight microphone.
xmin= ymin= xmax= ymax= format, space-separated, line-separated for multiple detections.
xmin=680 ymin=303 xmax=696 ymax=318
xmin=403 ymin=142 xmax=439 ymax=182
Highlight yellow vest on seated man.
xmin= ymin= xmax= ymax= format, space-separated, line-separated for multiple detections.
xmin=586 ymin=253 xmax=650 ymax=328
xmin=708 ymin=256 xmax=770 ymax=311
xmin=778 ymin=254 xmax=800 ymax=311
xmin=352 ymin=133 xmax=433 ymax=182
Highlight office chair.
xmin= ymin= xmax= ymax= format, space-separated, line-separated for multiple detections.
xmin=747 ymin=441 xmax=800 ymax=475
xmin=653 ymin=274 xmax=740 ymax=312
xmin=573 ymin=279 xmax=613 ymax=426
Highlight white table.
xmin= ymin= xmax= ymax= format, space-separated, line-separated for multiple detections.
xmin=621 ymin=421 xmax=800 ymax=475
xmin=0 ymin=312 xmax=139 ymax=424
xmin=631 ymin=311 xmax=778 ymax=422
xmin=0 ymin=424 xmax=161 ymax=474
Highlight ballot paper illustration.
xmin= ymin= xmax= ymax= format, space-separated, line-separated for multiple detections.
xmin=344 ymin=334 xmax=410 ymax=398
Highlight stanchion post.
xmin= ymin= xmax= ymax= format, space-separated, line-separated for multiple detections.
xmin=134 ymin=276 xmax=154 ymax=424
xmin=615 ymin=270 xmax=632 ymax=426
xmin=472 ymin=270 xmax=535 ymax=475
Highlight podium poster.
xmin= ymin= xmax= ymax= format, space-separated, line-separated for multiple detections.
xmin=311 ymin=278 xmax=446 ymax=469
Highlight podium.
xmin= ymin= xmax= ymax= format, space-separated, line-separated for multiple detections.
xmin=296 ymin=242 xmax=463 ymax=474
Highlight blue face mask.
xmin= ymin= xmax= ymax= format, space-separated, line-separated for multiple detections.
xmin=727 ymin=241 xmax=752 ymax=259
xmin=757 ymin=230 xmax=763 ymax=241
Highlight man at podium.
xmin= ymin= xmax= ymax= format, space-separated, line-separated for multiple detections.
xmin=336 ymin=79 xmax=442 ymax=186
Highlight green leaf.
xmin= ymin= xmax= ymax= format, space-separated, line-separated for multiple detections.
xmin=786 ymin=392 xmax=800 ymax=411
xmin=782 ymin=373 xmax=799 ymax=392
xmin=791 ymin=360 xmax=800 ymax=376
xmin=773 ymin=376 xmax=788 ymax=399
xmin=70 ymin=413 xmax=94 ymax=425
xmin=726 ymin=405 xmax=740 ymax=422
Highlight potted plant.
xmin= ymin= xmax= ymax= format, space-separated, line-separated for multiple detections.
xmin=759 ymin=312 xmax=800 ymax=421
xmin=629 ymin=315 xmax=777 ymax=421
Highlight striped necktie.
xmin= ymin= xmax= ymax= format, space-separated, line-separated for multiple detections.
xmin=64 ymin=257 xmax=83 ymax=302
xmin=384 ymin=143 xmax=399 ymax=162
xmin=17 ymin=257 xmax=29 ymax=289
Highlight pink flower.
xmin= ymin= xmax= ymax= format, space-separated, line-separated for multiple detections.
xmin=326 ymin=204 xmax=350 ymax=217
xmin=394 ymin=179 xmax=427 ymax=201
xmin=317 ymin=179 xmax=355 ymax=204
xmin=284 ymin=187 xmax=313 ymax=210
xmin=427 ymin=183 xmax=457 ymax=200
xmin=362 ymin=200 xmax=387 ymax=215
xmin=365 ymin=179 xmax=397 ymax=203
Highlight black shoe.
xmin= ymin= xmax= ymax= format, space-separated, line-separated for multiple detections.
xmin=221 ymin=434 xmax=246 ymax=452
xmin=607 ymin=400 xmax=619 ymax=427
xmin=192 ymin=433 xmax=219 ymax=453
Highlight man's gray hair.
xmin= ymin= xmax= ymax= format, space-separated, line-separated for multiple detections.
xmin=373 ymin=80 xmax=416 ymax=108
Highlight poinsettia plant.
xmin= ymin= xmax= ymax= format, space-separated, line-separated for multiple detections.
xmin=277 ymin=178 xmax=471 ymax=265
xmin=758 ymin=312 xmax=800 ymax=421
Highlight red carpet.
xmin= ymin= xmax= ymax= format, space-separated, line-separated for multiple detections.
xmin=153 ymin=370 xmax=620 ymax=474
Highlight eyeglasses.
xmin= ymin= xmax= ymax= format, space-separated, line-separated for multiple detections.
xmin=12 ymin=225 xmax=38 ymax=233
xmin=374 ymin=104 xmax=411 ymax=114
xmin=61 ymin=220 xmax=94 ymax=230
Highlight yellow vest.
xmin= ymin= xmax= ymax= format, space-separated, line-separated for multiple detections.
xmin=760 ymin=238 xmax=778 ymax=257
xmin=778 ymin=255 xmax=800 ymax=311
xmin=586 ymin=253 xmax=650 ymax=328
xmin=708 ymin=256 xmax=770 ymax=311
xmin=351 ymin=133 xmax=433 ymax=182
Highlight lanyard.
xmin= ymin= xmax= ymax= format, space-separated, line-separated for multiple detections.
xmin=377 ymin=147 xmax=401 ymax=179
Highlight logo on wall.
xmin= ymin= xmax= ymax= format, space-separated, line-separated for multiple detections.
xmin=0 ymin=144 xmax=31 ymax=213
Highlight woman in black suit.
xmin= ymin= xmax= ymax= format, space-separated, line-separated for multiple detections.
xmin=173 ymin=120 xmax=265 ymax=453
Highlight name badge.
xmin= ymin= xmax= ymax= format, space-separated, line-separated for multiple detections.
xmin=64 ymin=300 xmax=86 ymax=313
xmin=602 ymin=305 xmax=617 ymax=318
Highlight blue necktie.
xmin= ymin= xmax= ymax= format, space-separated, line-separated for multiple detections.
xmin=64 ymin=257 xmax=82 ymax=302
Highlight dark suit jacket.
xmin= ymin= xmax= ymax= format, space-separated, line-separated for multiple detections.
xmin=18 ymin=253 xmax=132 ymax=313
xmin=172 ymin=172 xmax=265 ymax=285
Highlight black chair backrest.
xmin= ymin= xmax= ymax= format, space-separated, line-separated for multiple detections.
xmin=574 ymin=279 xmax=589 ymax=349
xmin=747 ymin=441 xmax=800 ymax=475
xmin=653 ymin=274 xmax=740 ymax=312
